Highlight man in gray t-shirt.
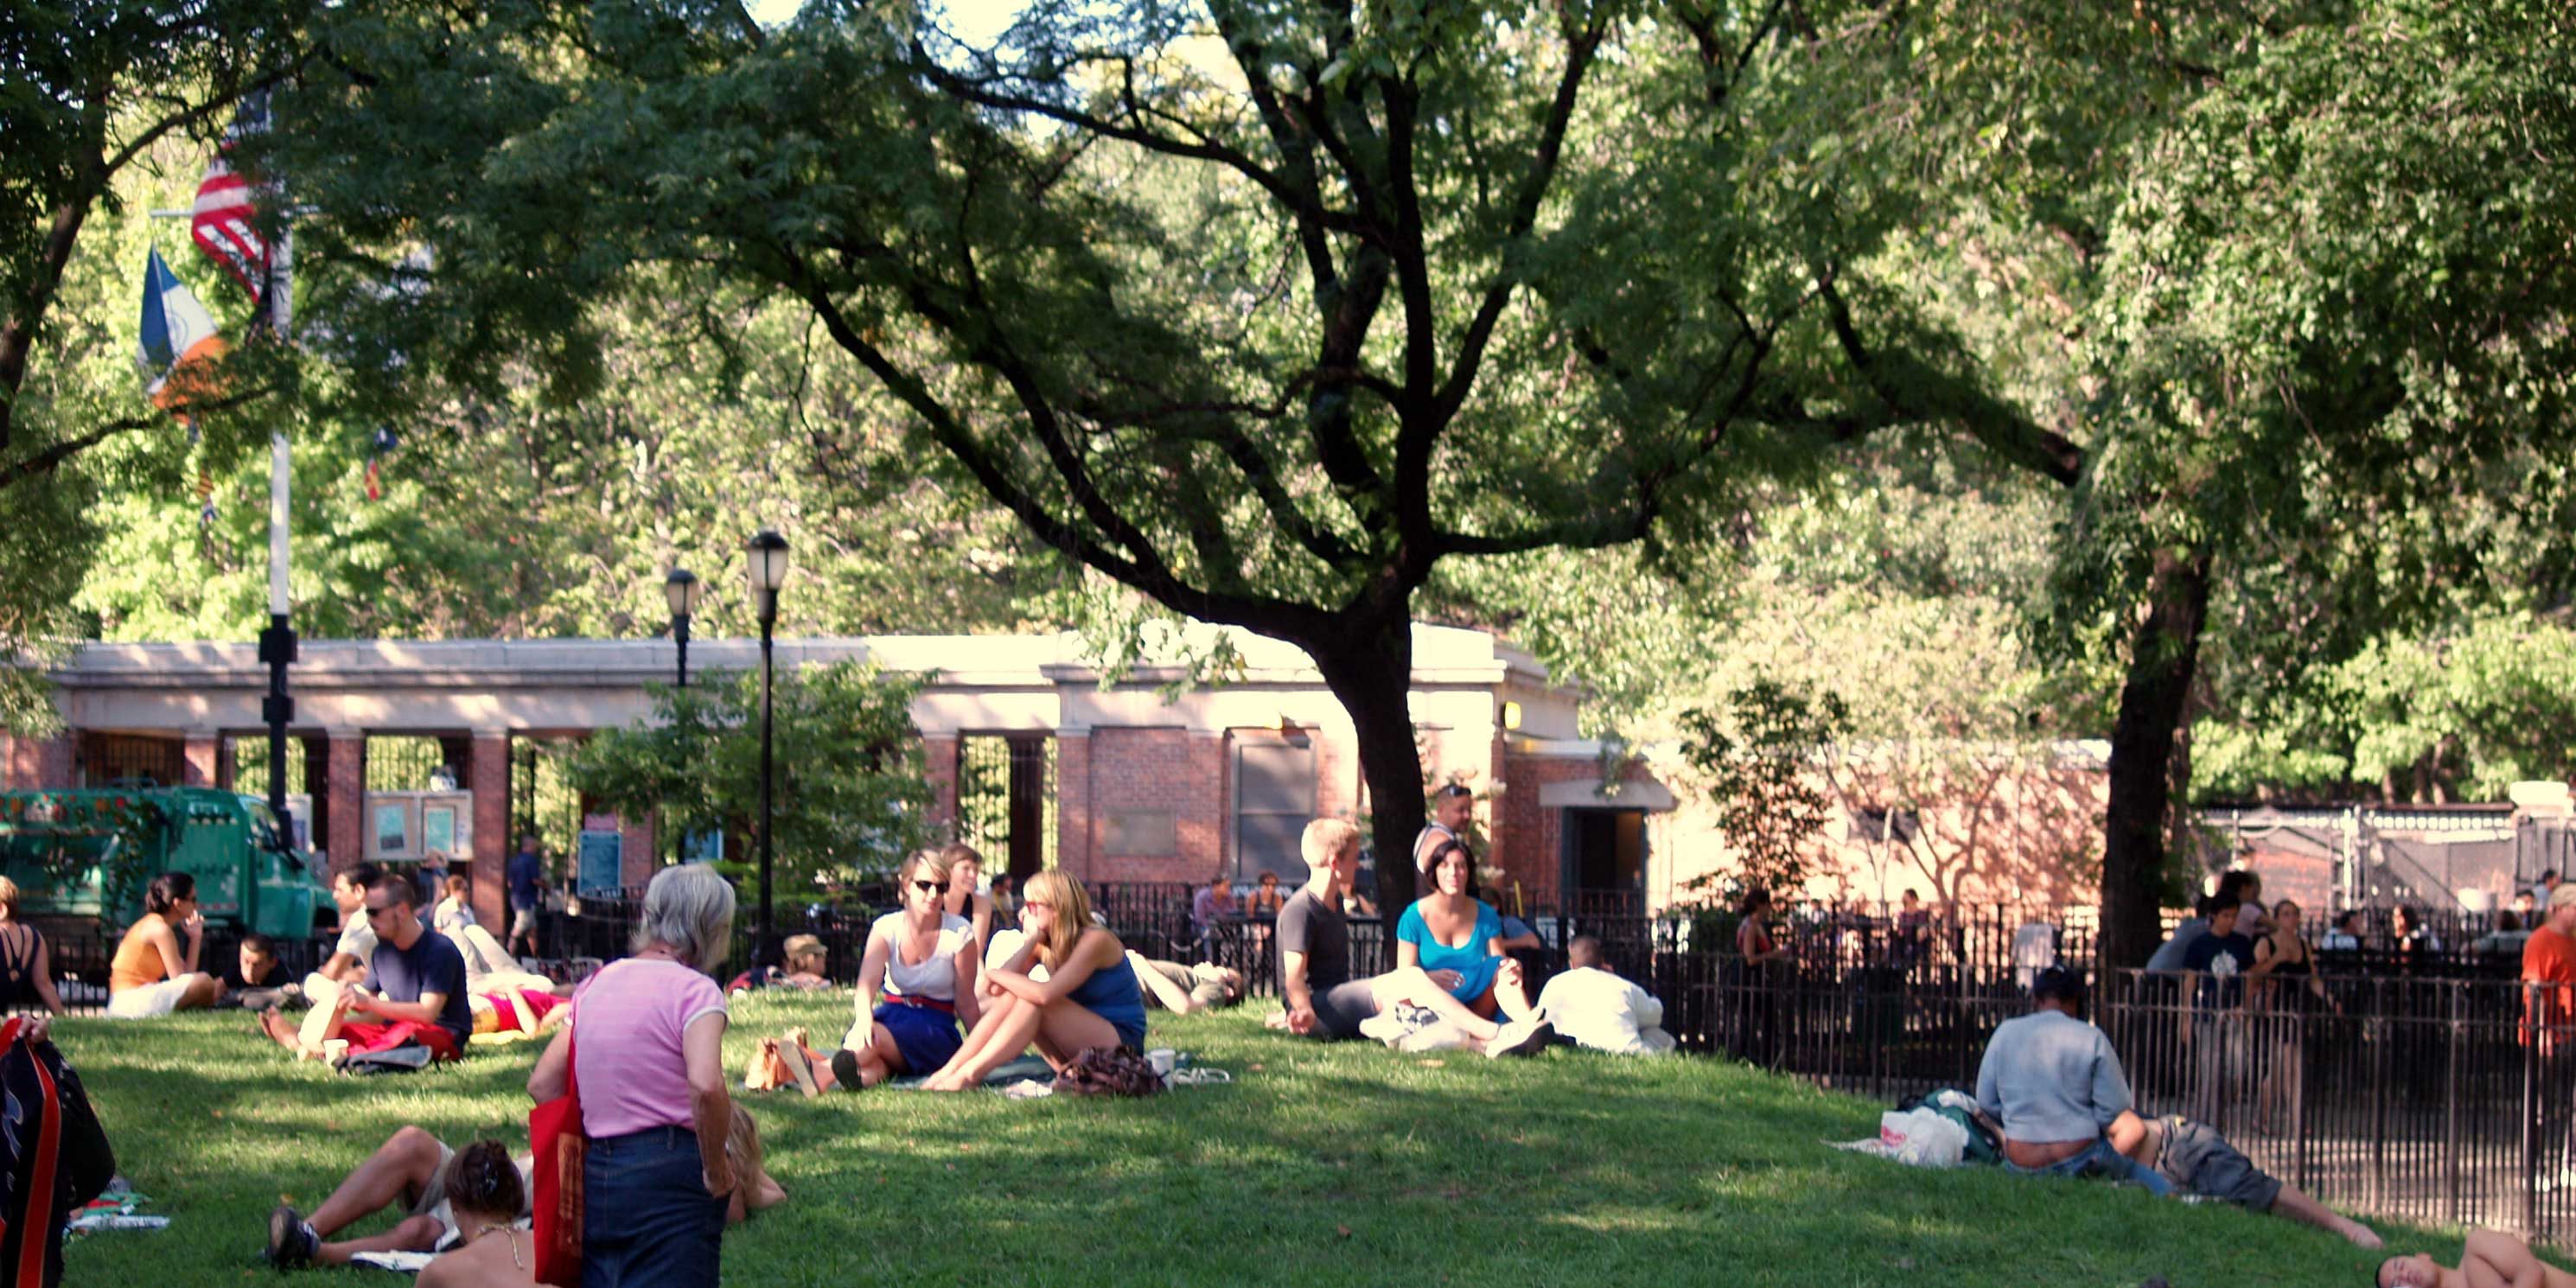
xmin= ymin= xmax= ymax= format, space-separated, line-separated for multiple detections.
xmin=1270 ymin=819 xmax=1552 ymax=1056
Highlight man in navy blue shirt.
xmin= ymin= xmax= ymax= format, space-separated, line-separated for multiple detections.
xmin=505 ymin=834 xmax=545 ymax=957
xmin=262 ymin=873 xmax=471 ymax=1062
xmin=2182 ymin=902 xmax=2255 ymax=1121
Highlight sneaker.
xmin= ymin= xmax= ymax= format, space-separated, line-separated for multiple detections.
xmin=1396 ymin=1021 xmax=1473 ymax=1053
xmin=1357 ymin=1011 xmax=1412 ymax=1045
xmin=265 ymin=1203 xmax=316 ymax=1269
xmin=1484 ymin=1018 xmax=1555 ymax=1059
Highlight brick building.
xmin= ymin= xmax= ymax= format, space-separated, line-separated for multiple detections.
xmin=0 ymin=627 xmax=1667 ymax=923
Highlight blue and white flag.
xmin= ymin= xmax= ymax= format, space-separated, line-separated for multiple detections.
xmin=137 ymin=248 xmax=229 ymax=410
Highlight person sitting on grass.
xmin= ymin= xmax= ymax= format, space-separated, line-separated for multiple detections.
xmin=1533 ymin=936 xmax=1674 ymax=1055
xmin=1129 ymin=952 xmax=1246 ymax=1016
xmin=432 ymin=874 xmax=476 ymax=940
xmin=921 ymin=870 xmax=1146 ymax=1091
xmin=728 ymin=934 xmax=835 ymax=996
xmin=1269 ymin=819 xmax=1553 ymax=1058
xmin=2378 ymin=1230 xmax=2576 ymax=1287
xmin=219 ymin=933 xmax=296 ymax=1011
xmin=265 ymin=1107 xmax=785 ymax=1271
xmin=941 ymin=843 xmax=997 ymax=959
xmin=260 ymin=872 xmax=472 ymax=1064
xmin=308 ymin=863 xmax=387 ymax=998
xmin=106 ymin=871 xmax=220 ymax=1018
xmin=2098 ymin=1110 xmax=2380 ymax=1247
xmin=411 ymin=1140 xmax=532 ymax=1288
xmin=0 ymin=877 xmax=62 ymax=1015
xmin=1973 ymin=966 xmax=2171 ymax=1194
xmin=1399 ymin=845 xmax=1540 ymax=1025
xmin=754 ymin=851 xmax=981 ymax=1094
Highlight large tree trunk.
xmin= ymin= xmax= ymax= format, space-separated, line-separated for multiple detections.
xmin=2098 ymin=546 xmax=2213 ymax=969
xmin=1304 ymin=624 xmax=1424 ymax=929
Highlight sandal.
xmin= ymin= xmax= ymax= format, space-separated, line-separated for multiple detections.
xmin=775 ymin=1039 xmax=823 ymax=1098
xmin=1167 ymin=1068 xmax=1233 ymax=1086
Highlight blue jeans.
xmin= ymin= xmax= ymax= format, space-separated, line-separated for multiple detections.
xmin=581 ymin=1126 xmax=725 ymax=1288
xmin=2004 ymin=1136 xmax=2176 ymax=1196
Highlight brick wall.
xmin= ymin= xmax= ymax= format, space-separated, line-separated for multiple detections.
xmin=469 ymin=732 xmax=511 ymax=928
xmin=922 ymin=733 xmax=960 ymax=842
xmin=1491 ymin=752 xmax=1665 ymax=909
xmin=1081 ymin=728 xmax=1226 ymax=883
xmin=324 ymin=733 xmax=365 ymax=876
xmin=182 ymin=734 xmax=220 ymax=787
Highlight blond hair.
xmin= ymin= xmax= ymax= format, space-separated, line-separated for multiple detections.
xmin=1300 ymin=819 xmax=1361 ymax=870
xmin=0 ymin=876 xmax=20 ymax=919
xmin=781 ymin=934 xmax=825 ymax=972
xmin=726 ymin=1101 xmax=764 ymax=1179
xmin=1022 ymin=869 xmax=1094 ymax=969
xmin=903 ymin=849 xmax=955 ymax=888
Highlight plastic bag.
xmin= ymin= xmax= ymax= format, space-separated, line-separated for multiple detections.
xmin=1878 ymin=1107 xmax=1968 ymax=1167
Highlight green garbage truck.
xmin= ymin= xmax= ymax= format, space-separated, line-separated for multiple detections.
xmin=0 ymin=787 xmax=328 ymax=938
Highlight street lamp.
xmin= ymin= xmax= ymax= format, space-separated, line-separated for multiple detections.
xmin=662 ymin=567 xmax=702 ymax=688
xmin=746 ymin=529 xmax=790 ymax=966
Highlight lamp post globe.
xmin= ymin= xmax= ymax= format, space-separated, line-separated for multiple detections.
xmin=663 ymin=567 xmax=701 ymax=688
xmin=745 ymin=529 xmax=790 ymax=967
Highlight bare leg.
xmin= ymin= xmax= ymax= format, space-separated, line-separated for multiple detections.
xmin=927 ymin=989 xmax=1045 ymax=1092
xmin=1026 ymin=999 xmax=1121 ymax=1069
xmin=1369 ymin=968 xmax=1503 ymax=1043
xmin=1491 ymin=960 xmax=1539 ymax=1023
xmin=176 ymin=972 xmax=222 ymax=1011
xmin=923 ymin=993 xmax=1030 ymax=1090
xmin=2268 ymin=1183 xmax=2382 ymax=1248
xmin=309 ymin=1127 xmax=446 ymax=1238
xmin=316 ymin=1215 xmax=446 ymax=1266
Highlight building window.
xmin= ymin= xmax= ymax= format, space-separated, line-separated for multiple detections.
xmin=1234 ymin=739 xmax=1316 ymax=880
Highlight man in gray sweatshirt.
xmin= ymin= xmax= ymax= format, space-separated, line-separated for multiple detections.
xmin=1973 ymin=967 xmax=2173 ymax=1194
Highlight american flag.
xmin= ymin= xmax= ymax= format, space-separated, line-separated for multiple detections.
xmin=191 ymin=90 xmax=271 ymax=306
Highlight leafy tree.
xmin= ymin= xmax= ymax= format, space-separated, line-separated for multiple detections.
xmin=563 ymin=660 xmax=932 ymax=904
xmin=1674 ymin=679 xmax=1850 ymax=900
xmin=264 ymin=0 xmax=2063 ymax=915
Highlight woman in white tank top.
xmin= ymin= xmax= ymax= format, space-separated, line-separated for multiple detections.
xmin=761 ymin=851 xmax=982 ymax=1094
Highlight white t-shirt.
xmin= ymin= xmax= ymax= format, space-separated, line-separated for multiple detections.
xmin=334 ymin=915 xmax=378 ymax=966
xmin=1534 ymin=966 xmax=1673 ymax=1056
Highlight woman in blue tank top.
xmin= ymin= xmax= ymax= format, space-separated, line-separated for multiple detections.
xmin=1399 ymin=845 xmax=1536 ymax=1022
xmin=921 ymin=870 xmax=1146 ymax=1092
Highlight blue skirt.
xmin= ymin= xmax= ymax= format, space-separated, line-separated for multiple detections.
xmin=876 ymin=1000 xmax=962 ymax=1074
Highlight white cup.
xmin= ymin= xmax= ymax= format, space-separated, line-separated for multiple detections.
xmin=1145 ymin=1048 xmax=1177 ymax=1078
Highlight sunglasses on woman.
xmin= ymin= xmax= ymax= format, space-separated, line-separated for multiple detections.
xmin=912 ymin=879 xmax=947 ymax=896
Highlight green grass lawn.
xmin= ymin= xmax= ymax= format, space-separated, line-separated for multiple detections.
xmin=59 ymin=994 xmax=2433 ymax=1286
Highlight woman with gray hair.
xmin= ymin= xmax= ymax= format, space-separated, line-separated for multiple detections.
xmin=527 ymin=864 xmax=736 ymax=1287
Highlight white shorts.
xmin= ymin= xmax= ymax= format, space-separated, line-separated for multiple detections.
xmin=107 ymin=977 xmax=194 ymax=1018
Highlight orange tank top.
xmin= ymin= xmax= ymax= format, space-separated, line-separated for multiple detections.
xmin=110 ymin=921 xmax=169 ymax=993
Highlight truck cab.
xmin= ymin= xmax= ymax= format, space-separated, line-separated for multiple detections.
xmin=0 ymin=787 xmax=328 ymax=937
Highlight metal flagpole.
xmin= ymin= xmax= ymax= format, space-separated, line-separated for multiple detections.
xmin=258 ymin=222 xmax=296 ymax=838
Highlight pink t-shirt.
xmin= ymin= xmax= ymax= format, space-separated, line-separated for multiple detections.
xmin=570 ymin=958 xmax=729 ymax=1139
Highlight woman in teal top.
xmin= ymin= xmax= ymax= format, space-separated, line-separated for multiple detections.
xmin=1398 ymin=847 xmax=1537 ymax=1021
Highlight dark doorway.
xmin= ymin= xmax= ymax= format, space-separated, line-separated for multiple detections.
xmin=960 ymin=735 xmax=1055 ymax=880
xmin=1559 ymin=807 xmax=1647 ymax=917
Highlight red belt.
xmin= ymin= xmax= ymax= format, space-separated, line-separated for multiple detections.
xmin=885 ymin=992 xmax=954 ymax=1013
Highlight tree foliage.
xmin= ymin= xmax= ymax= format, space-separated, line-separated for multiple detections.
xmin=1675 ymin=678 xmax=1850 ymax=899
xmin=562 ymin=660 xmax=932 ymax=897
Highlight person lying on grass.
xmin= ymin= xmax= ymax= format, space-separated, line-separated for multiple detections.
xmin=2378 ymin=1229 xmax=2576 ymax=1287
xmin=752 ymin=850 xmax=981 ymax=1094
xmin=259 ymin=872 xmax=472 ymax=1065
xmin=1973 ymin=966 xmax=2171 ymax=1194
xmin=1129 ymin=952 xmax=1246 ymax=1015
xmin=1268 ymin=818 xmax=1553 ymax=1058
xmin=920 ymin=870 xmax=1147 ymax=1091
xmin=2101 ymin=1110 xmax=2380 ymax=1247
xmin=263 ymin=1106 xmax=785 ymax=1271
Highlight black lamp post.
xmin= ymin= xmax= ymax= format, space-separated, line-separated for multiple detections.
xmin=746 ymin=529 xmax=790 ymax=966
xmin=662 ymin=567 xmax=702 ymax=688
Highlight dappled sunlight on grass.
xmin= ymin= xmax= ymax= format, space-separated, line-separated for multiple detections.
xmin=56 ymin=996 xmax=2473 ymax=1285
